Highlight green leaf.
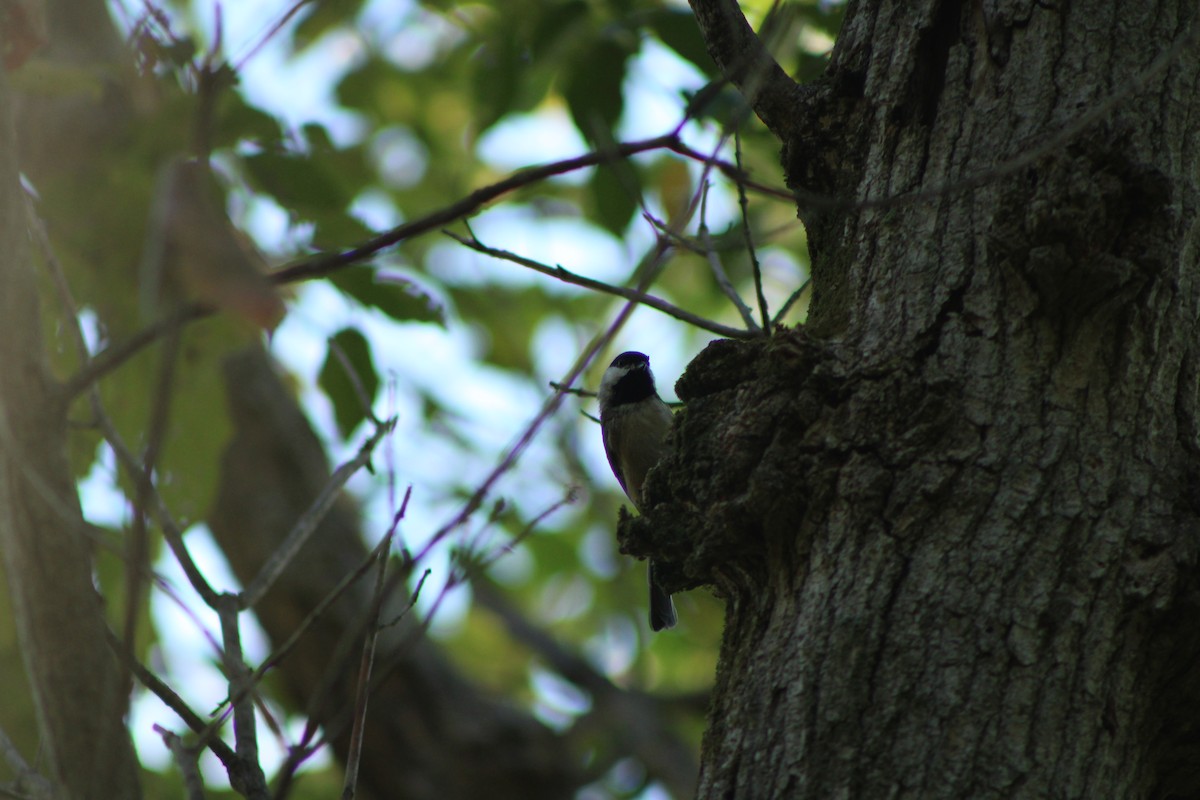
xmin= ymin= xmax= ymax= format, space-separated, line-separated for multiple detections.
xmin=685 ymin=85 xmax=755 ymax=128
xmin=330 ymin=266 xmax=447 ymax=326
xmin=562 ymin=32 xmax=636 ymax=144
xmin=338 ymin=57 xmax=412 ymax=122
xmin=292 ymin=0 xmax=366 ymax=52
xmin=242 ymin=147 xmax=378 ymax=248
xmin=529 ymin=0 xmax=588 ymax=59
xmin=242 ymin=151 xmax=352 ymax=219
xmin=319 ymin=327 xmax=379 ymax=439
xmin=213 ymin=94 xmax=283 ymax=150
xmin=161 ymin=37 xmax=198 ymax=69
xmin=470 ymin=36 xmax=527 ymax=133
xmin=100 ymin=316 xmax=242 ymax=524
xmin=648 ymin=8 xmax=717 ymax=76
xmin=589 ymin=160 xmax=640 ymax=236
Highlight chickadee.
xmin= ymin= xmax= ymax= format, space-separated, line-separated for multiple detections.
xmin=598 ymin=351 xmax=677 ymax=631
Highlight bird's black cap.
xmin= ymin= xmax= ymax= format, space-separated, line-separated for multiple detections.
xmin=607 ymin=352 xmax=656 ymax=406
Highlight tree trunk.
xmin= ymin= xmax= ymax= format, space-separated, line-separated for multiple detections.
xmin=665 ymin=2 xmax=1200 ymax=797
xmin=0 ymin=67 xmax=142 ymax=799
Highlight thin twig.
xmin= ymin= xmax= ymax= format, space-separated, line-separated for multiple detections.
xmin=75 ymin=353 xmax=220 ymax=607
xmin=413 ymin=240 xmax=673 ymax=566
xmin=0 ymin=725 xmax=54 ymax=800
xmin=264 ymin=490 xmax=413 ymax=797
xmin=697 ymin=181 xmax=761 ymax=332
xmin=340 ymin=524 xmax=397 ymax=800
xmin=28 ymin=191 xmax=222 ymax=614
xmin=235 ymin=0 xmax=312 ymax=71
xmin=112 ymin=425 xmax=223 ymax=607
xmin=217 ymin=594 xmax=269 ymax=799
xmin=105 ymin=625 xmax=239 ymax=769
xmin=153 ymin=725 xmax=206 ymax=800
xmin=328 ymin=333 xmax=383 ymax=429
xmin=366 ymin=148 xmax=733 ymax=703
xmin=61 ymin=305 xmax=204 ymax=401
xmin=772 ymin=278 xmax=811 ymax=326
xmin=124 ymin=309 xmax=182 ymax=687
xmin=470 ymin=488 xmax=579 ymax=575
xmin=274 ymin=566 xmax=413 ymax=795
xmin=378 ymin=567 xmax=430 ymax=630
xmin=549 ymin=381 xmax=595 ymax=398
xmin=61 ymin=133 xmax=794 ymax=400
xmin=736 ymin=130 xmax=771 ymax=331
xmin=664 ymin=139 xmax=794 ymax=201
xmin=445 ymin=231 xmax=758 ymax=340
xmin=239 ymin=416 xmax=396 ymax=610
xmin=443 ymin=488 xmax=576 ymax=609
xmin=272 ymin=134 xmax=686 ymax=285
xmin=221 ymin=524 xmax=400 ymax=714
xmin=286 ymin=488 xmax=567 ymax=787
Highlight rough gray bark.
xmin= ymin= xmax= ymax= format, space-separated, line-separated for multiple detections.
xmin=653 ymin=1 xmax=1200 ymax=797
xmin=0 ymin=68 xmax=142 ymax=799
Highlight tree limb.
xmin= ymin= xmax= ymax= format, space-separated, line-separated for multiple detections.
xmin=0 ymin=65 xmax=142 ymax=799
xmin=687 ymin=0 xmax=807 ymax=141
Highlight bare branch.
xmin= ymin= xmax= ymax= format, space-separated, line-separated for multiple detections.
xmin=153 ymin=725 xmax=206 ymax=800
xmin=736 ymin=130 xmax=772 ymax=331
xmin=271 ymin=134 xmax=683 ymax=285
xmin=239 ymin=416 xmax=396 ymax=610
xmin=217 ymin=594 xmax=269 ymax=799
xmin=124 ymin=320 xmax=182 ymax=684
xmin=0 ymin=725 xmax=55 ymax=800
xmin=772 ymin=278 xmax=811 ymax=327
xmin=234 ymin=0 xmax=312 ymax=70
xmin=445 ymin=231 xmax=759 ymax=340
xmin=687 ymin=0 xmax=807 ymax=141
xmin=109 ymin=421 xmax=223 ymax=606
xmin=475 ymin=488 xmax=578 ymax=573
xmin=105 ymin=626 xmax=239 ymax=770
xmin=29 ymin=202 xmax=223 ymax=614
xmin=548 ymin=382 xmax=595 ymax=398
xmin=61 ymin=306 xmax=203 ymax=401
xmin=60 ymin=133 xmax=795 ymax=402
xmin=665 ymin=138 xmax=795 ymax=201
xmin=697 ymin=180 xmax=762 ymax=332
xmin=230 ymin=526 xmax=399 ymax=710
xmin=398 ymin=488 xmax=577 ymax=642
xmin=340 ymin=523 xmax=397 ymax=800
xmin=415 ymin=242 xmax=671 ymax=563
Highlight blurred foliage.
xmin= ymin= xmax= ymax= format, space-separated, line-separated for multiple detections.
xmin=319 ymin=326 xmax=379 ymax=437
xmin=10 ymin=0 xmax=844 ymax=795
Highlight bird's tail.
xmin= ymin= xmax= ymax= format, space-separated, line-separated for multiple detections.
xmin=648 ymin=560 xmax=677 ymax=631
